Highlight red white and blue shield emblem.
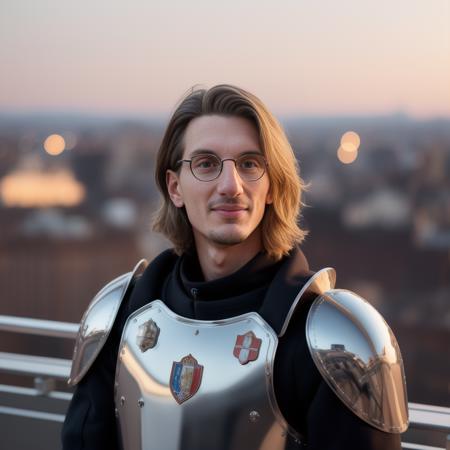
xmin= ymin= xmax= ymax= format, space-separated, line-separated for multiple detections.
xmin=170 ymin=354 xmax=203 ymax=404
xmin=233 ymin=331 xmax=262 ymax=365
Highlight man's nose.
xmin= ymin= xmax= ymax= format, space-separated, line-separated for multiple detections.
xmin=216 ymin=160 xmax=244 ymax=196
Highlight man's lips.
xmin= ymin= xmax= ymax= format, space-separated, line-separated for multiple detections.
xmin=210 ymin=204 xmax=248 ymax=211
xmin=209 ymin=203 xmax=249 ymax=218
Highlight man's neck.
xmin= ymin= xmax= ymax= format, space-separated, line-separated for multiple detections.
xmin=195 ymin=235 xmax=263 ymax=281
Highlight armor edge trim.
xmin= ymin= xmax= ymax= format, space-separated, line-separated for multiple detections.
xmin=278 ymin=267 xmax=336 ymax=337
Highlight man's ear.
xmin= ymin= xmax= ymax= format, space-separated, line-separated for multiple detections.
xmin=266 ymin=189 xmax=273 ymax=205
xmin=166 ymin=170 xmax=184 ymax=207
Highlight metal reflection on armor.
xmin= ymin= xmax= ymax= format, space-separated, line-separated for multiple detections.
xmin=306 ymin=289 xmax=409 ymax=433
xmin=68 ymin=259 xmax=148 ymax=386
xmin=114 ymin=300 xmax=303 ymax=450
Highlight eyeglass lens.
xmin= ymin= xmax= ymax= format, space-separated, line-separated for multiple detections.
xmin=191 ymin=154 xmax=266 ymax=181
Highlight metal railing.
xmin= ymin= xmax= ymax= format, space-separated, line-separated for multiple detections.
xmin=0 ymin=315 xmax=79 ymax=339
xmin=0 ymin=315 xmax=449 ymax=450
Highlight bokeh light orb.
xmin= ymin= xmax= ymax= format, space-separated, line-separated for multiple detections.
xmin=340 ymin=131 xmax=361 ymax=152
xmin=44 ymin=134 xmax=66 ymax=155
xmin=337 ymin=146 xmax=358 ymax=164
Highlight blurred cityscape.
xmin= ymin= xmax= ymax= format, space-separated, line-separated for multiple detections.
xmin=0 ymin=112 xmax=449 ymax=407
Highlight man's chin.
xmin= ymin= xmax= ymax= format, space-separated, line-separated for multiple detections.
xmin=208 ymin=230 xmax=248 ymax=247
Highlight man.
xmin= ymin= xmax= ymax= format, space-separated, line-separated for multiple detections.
xmin=62 ymin=85 xmax=408 ymax=449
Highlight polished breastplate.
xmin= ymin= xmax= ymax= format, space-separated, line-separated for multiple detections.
xmin=114 ymin=300 xmax=297 ymax=450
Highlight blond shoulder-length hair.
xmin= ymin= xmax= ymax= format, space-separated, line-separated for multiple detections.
xmin=152 ymin=84 xmax=307 ymax=261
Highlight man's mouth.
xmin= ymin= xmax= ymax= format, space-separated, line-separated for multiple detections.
xmin=211 ymin=204 xmax=248 ymax=211
xmin=209 ymin=202 xmax=249 ymax=218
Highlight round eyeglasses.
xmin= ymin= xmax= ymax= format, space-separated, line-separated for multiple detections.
xmin=177 ymin=154 xmax=268 ymax=182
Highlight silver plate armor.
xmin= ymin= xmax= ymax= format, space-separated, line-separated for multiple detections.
xmin=114 ymin=300 xmax=302 ymax=450
xmin=306 ymin=289 xmax=409 ymax=433
xmin=69 ymin=257 xmax=408 ymax=448
xmin=68 ymin=259 xmax=148 ymax=386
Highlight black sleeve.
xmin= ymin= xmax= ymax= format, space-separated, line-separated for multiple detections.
xmin=306 ymin=380 xmax=402 ymax=450
xmin=61 ymin=337 xmax=119 ymax=450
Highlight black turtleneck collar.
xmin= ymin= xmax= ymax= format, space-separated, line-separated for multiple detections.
xmin=127 ymin=246 xmax=313 ymax=335
xmin=179 ymin=250 xmax=282 ymax=302
xmin=162 ymin=250 xmax=283 ymax=321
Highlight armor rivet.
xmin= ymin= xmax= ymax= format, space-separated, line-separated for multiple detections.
xmin=138 ymin=398 xmax=145 ymax=408
xmin=249 ymin=410 xmax=260 ymax=423
xmin=120 ymin=396 xmax=125 ymax=405
xmin=133 ymin=318 xmax=137 ymax=323
xmin=194 ymin=329 xmax=199 ymax=335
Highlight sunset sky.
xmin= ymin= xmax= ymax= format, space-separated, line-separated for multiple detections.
xmin=1 ymin=0 xmax=449 ymax=118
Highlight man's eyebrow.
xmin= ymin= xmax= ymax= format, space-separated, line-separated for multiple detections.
xmin=188 ymin=149 xmax=216 ymax=157
xmin=187 ymin=149 xmax=263 ymax=157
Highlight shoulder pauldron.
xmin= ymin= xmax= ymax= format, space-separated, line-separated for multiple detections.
xmin=68 ymin=259 xmax=148 ymax=386
xmin=306 ymin=288 xmax=409 ymax=433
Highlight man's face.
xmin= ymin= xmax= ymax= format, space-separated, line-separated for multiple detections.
xmin=167 ymin=115 xmax=272 ymax=252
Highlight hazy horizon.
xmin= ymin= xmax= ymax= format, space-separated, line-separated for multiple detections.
xmin=1 ymin=108 xmax=450 ymax=124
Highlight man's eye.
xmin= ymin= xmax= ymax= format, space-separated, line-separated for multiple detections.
xmin=193 ymin=156 xmax=218 ymax=170
xmin=239 ymin=158 xmax=260 ymax=170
